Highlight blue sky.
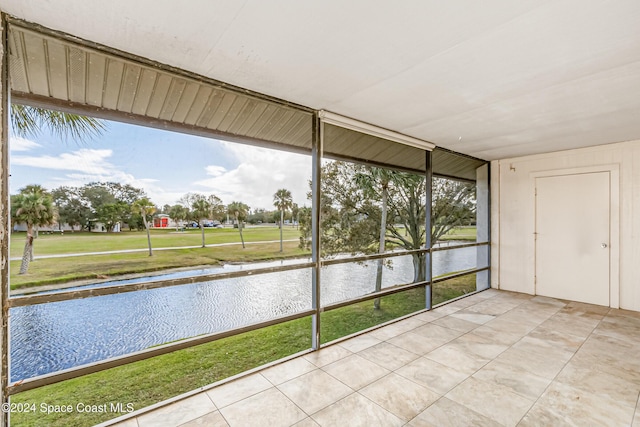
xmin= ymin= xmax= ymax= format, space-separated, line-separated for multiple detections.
xmin=10 ymin=119 xmax=312 ymax=210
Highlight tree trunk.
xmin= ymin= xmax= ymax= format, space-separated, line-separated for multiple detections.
xmin=374 ymin=185 xmax=388 ymax=310
xmin=412 ymin=252 xmax=426 ymax=283
xmin=200 ymin=222 xmax=205 ymax=248
xmin=143 ymin=216 xmax=153 ymax=256
xmin=19 ymin=228 xmax=34 ymax=275
xmin=236 ymin=213 xmax=245 ymax=249
xmin=279 ymin=209 xmax=284 ymax=252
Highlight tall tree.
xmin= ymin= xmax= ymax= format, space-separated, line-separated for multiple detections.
xmin=291 ymin=203 xmax=300 ymax=230
xmin=132 ymin=198 xmax=156 ymax=256
xmin=11 ymin=186 xmax=56 ymax=274
xmin=191 ymin=195 xmax=212 ymax=248
xmin=273 ymin=188 xmax=293 ymax=252
xmin=355 ymin=169 xmax=393 ymax=309
xmin=228 ymin=201 xmax=249 ymax=249
xmin=301 ymin=161 xmax=476 ymax=284
xmin=51 ymin=186 xmax=90 ymax=231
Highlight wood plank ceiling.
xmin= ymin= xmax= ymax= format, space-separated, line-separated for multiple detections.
xmin=8 ymin=21 xmax=484 ymax=180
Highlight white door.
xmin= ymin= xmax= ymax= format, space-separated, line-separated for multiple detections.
xmin=535 ymin=172 xmax=610 ymax=306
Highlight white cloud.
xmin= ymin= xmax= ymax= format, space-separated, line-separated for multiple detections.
xmin=11 ymin=148 xmax=178 ymax=206
xmin=12 ymin=149 xmax=114 ymax=174
xmin=194 ymin=142 xmax=312 ymax=210
xmin=10 ymin=136 xmax=41 ymax=152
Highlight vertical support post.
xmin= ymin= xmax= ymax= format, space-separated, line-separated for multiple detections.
xmin=0 ymin=13 xmax=10 ymax=427
xmin=311 ymin=113 xmax=322 ymax=349
xmin=424 ymin=150 xmax=433 ymax=310
xmin=476 ymin=163 xmax=490 ymax=291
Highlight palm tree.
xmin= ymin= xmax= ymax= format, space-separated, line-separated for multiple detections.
xmin=355 ymin=168 xmax=393 ymax=310
xmin=273 ymin=189 xmax=293 ymax=252
xmin=168 ymin=204 xmax=188 ymax=231
xmin=191 ymin=196 xmax=212 ymax=248
xmin=11 ymin=186 xmax=56 ymax=274
xmin=132 ymin=198 xmax=156 ymax=256
xmin=227 ymin=201 xmax=249 ymax=249
xmin=11 ymin=104 xmax=105 ymax=141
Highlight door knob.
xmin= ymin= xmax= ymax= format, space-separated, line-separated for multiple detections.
xmin=601 ymin=243 xmax=608 ymax=249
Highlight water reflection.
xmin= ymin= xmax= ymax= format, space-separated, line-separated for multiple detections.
xmin=10 ymin=245 xmax=475 ymax=381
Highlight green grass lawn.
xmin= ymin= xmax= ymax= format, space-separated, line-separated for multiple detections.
xmin=439 ymin=226 xmax=477 ymax=241
xmin=10 ymin=226 xmax=301 ymax=257
xmin=10 ymin=274 xmax=475 ymax=427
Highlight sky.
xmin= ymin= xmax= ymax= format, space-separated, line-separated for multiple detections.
xmin=9 ymin=119 xmax=312 ymax=211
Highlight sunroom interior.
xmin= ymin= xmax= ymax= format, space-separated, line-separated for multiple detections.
xmin=1 ymin=1 xmax=640 ymax=426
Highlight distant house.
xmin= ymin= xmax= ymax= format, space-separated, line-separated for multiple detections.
xmin=153 ymin=214 xmax=179 ymax=228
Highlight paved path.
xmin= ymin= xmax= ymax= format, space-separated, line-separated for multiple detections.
xmin=10 ymin=239 xmax=299 ymax=261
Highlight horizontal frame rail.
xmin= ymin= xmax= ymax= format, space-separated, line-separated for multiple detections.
xmin=9 ymin=261 xmax=316 ymax=308
xmin=8 ymin=308 xmax=316 ymax=395
xmin=323 ymin=266 xmax=490 ymax=312
xmin=320 ymin=249 xmax=426 ymax=266
xmin=431 ymin=241 xmax=489 ymax=252
xmin=322 ymin=280 xmax=429 ymax=312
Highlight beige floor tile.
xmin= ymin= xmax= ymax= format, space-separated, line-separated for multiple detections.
xmin=524 ymin=381 xmax=635 ymax=427
xmin=322 ymin=354 xmax=390 ymax=390
xmin=311 ymin=393 xmax=404 ymax=427
xmin=445 ymin=377 xmax=533 ymax=427
xmin=560 ymin=300 xmax=610 ymax=319
xmin=396 ymin=356 xmax=468 ymax=395
xmin=471 ymin=325 xmax=524 ymax=346
xmin=369 ymin=317 xmax=425 ymax=340
xmin=219 ymin=388 xmax=306 ymax=427
xmin=425 ymin=343 xmax=490 ymax=375
xmin=495 ymin=346 xmax=568 ymax=380
xmin=206 ymin=374 xmax=272 ymax=408
xmin=357 ymin=341 xmax=419 ymax=370
xmin=634 ymin=409 xmax=640 ymax=427
xmin=137 ymin=394 xmax=216 ymax=427
xmin=337 ymin=333 xmax=382 ymax=353
xmin=360 ymin=373 xmax=439 ymax=421
xmin=412 ymin=322 xmax=464 ymax=342
xmin=387 ymin=331 xmax=446 ymax=355
xmin=303 ymin=344 xmax=352 ymax=368
xmin=538 ymin=313 xmax=598 ymax=338
xmin=527 ymin=324 xmax=586 ymax=352
xmin=555 ymin=362 xmax=640 ymax=409
xmin=593 ymin=319 xmax=640 ymax=342
xmin=408 ymin=397 xmax=501 ymax=427
xmin=291 ymin=417 xmax=320 ymax=427
xmin=473 ymin=360 xmax=551 ymax=400
xmin=511 ymin=335 xmax=575 ymax=363
xmin=430 ymin=304 xmax=462 ymax=315
xmin=483 ymin=317 xmax=536 ymax=336
xmin=450 ymin=311 xmax=496 ymax=325
xmin=465 ymin=300 xmax=519 ymax=316
xmin=448 ymin=332 xmax=509 ymax=359
xmin=261 ymin=357 xmax=317 ymax=385
xmin=413 ymin=310 xmax=447 ymax=322
xmin=179 ymin=411 xmax=228 ymax=426
xmin=432 ymin=315 xmax=479 ymax=333
xmin=277 ymin=369 xmax=352 ymax=414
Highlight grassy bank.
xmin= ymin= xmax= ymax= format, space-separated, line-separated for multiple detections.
xmin=11 ymin=241 xmax=309 ymax=290
xmin=10 ymin=275 xmax=476 ymax=427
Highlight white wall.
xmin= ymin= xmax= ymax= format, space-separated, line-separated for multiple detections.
xmin=491 ymin=139 xmax=640 ymax=311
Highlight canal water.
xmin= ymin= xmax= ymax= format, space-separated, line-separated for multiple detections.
xmin=10 ymin=244 xmax=477 ymax=381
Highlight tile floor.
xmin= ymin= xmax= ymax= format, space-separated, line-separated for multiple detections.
xmin=110 ymin=290 xmax=640 ymax=426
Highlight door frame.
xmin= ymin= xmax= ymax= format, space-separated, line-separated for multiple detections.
xmin=530 ymin=164 xmax=620 ymax=308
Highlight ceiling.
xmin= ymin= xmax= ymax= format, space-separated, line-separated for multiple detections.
xmin=2 ymin=0 xmax=640 ymax=160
